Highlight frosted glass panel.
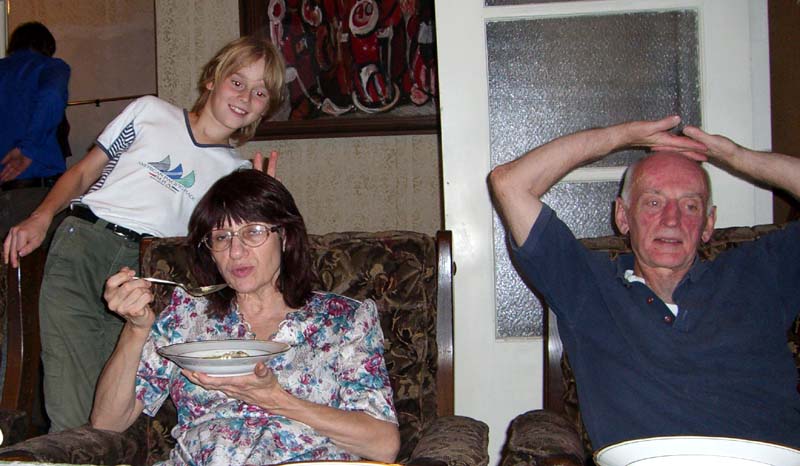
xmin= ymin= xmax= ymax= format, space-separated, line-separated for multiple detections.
xmin=487 ymin=10 xmax=699 ymax=168
xmin=543 ymin=182 xmax=620 ymax=239
xmin=494 ymin=182 xmax=619 ymax=337
xmin=488 ymin=10 xmax=700 ymax=337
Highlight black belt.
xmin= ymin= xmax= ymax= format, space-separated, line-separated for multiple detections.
xmin=70 ymin=205 xmax=149 ymax=243
xmin=0 ymin=175 xmax=60 ymax=191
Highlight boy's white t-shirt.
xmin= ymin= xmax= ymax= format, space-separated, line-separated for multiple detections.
xmin=80 ymin=96 xmax=251 ymax=237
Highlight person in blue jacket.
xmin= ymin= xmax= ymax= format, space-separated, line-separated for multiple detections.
xmin=0 ymin=22 xmax=70 ymax=238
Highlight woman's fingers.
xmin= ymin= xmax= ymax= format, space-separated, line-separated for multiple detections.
xmin=104 ymin=268 xmax=154 ymax=327
xmin=182 ymin=367 xmax=276 ymax=406
xmin=254 ymin=361 xmax=270 ymax=378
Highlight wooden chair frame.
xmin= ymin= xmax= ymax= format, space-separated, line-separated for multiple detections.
xmin=1 ymin=247 xmax=46 ymax=442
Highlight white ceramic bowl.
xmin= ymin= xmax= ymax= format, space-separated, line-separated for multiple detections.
xmin=157 ymin=339 xmax=289 ymax=377
xmin=594 ymin=436 xmax=800 ymax=466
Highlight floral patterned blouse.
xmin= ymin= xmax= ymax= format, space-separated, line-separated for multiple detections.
xmin=135 ymin=289 xmax=398 ymax=466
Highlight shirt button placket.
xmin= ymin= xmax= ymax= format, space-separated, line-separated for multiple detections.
xmin=645 ymin=296 xmax=673 ymax=324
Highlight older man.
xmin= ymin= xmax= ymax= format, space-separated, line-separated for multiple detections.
xmin=489 ymin=116 xmax=800 ymax=449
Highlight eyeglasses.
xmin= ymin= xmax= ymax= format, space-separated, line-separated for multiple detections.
xmin=202 ymin=223 xmax=281 ymax=251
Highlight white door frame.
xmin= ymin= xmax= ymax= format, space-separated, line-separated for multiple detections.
xmin=1 ymin=0 xmax=7 ymax=57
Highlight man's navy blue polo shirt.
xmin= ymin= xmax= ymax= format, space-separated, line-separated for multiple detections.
xmin=511 ymin=204 xmax=800 ymax=450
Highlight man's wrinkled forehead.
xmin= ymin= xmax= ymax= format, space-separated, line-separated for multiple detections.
xmin=634 ymin=152 xmax=711 ymax=198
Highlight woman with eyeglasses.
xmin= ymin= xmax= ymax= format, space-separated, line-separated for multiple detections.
xmin=94 ymin=169 xmax=401 ymax=465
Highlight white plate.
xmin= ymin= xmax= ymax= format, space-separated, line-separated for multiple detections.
xmin=594 ymin=436 xmax=800 ymax=466
xmin=157 ymin=339 xmax=289 ymax=377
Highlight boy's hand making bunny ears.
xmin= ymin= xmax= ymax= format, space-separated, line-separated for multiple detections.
xmin=252 ymin=150 xmax=279 ymax=178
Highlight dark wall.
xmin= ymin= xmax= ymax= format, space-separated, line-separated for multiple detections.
xmin=769 ymin=0 xmax=800 ymax=222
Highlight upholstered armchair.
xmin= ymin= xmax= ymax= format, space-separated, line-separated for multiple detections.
xmin=0 ymin=230 xmax=489 ymax=466
xmin=500 ymin=224 xmax=800 ymax=466
xmin=0 ymin=247 xmax=47 ymax=446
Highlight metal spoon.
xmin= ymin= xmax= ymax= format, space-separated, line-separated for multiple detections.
xmin=136 ymin=277 xmax=228 ymax=297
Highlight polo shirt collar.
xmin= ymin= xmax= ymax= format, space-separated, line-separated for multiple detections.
xmin=685 ymin=254 xmax=710 ymax=282
xmin=614 ymin=252 xmax=709 ymax=286
xmin=614 ymin=254 xmax=637 ymax=287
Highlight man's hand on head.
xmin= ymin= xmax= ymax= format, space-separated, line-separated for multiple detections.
xmin=681 ymin=125 xmax=800 ymax=199
xmin=619 ymin=116 xmax=709 ymax=161
xmin=681 ymin=126 xmax=740 ymax=163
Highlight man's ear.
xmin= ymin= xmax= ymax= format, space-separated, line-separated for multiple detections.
xmin=701 ymin=205 xmax=717 ymax=243
xmin=614 ymin=198 xmax=630 ymax=235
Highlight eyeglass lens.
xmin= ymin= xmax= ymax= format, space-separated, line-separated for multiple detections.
xmin=205 ymin=224 xmax=277 ymax=251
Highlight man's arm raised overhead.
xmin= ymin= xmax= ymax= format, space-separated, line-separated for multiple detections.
xmin=489 ymin=116 xmax=707 ymax=246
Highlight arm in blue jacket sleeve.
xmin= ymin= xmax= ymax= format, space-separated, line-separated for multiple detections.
xmin=17 ymin=58 xmax=70 ymax=168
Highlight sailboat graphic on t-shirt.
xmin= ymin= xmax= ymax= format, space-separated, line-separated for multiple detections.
xmin=150 ymin=156 xmax=196 ymax=188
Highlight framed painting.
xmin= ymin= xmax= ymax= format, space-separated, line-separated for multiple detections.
xmin=240 ymin=0 xmax=439 ymax=140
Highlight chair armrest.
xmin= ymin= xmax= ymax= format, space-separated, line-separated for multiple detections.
xmin=0 ymin=424 xmax=139 ymax=464
xmin=500 ymin=409 xmax=585 ymax=466
xmin=408 ymin=415 xmax=489 ymax=466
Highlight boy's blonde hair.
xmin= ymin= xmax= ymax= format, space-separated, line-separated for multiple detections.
xmin=192 ymin=36 xmax=285 ymax=146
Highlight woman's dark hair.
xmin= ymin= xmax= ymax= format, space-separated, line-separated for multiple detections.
xmin=187 ymin=169 xmax=315 ymax=317
xmin=8 ymin=22 xmax=56 ymax=56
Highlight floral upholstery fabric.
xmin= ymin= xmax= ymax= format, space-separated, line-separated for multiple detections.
xmin=503 ymin=223 xmax=800 ymax=465
xmin=309 ymin=231 xmax=440 ymax=461
xmin=0 ymin=422 xmax=141 ymax=464
xmin=410 ymin=416 xmax=496 ymax=466
xmin=0 ymin=231 xmax=489 ymax=466
xmin=500 ymin=410 xmax=583 ymax=466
